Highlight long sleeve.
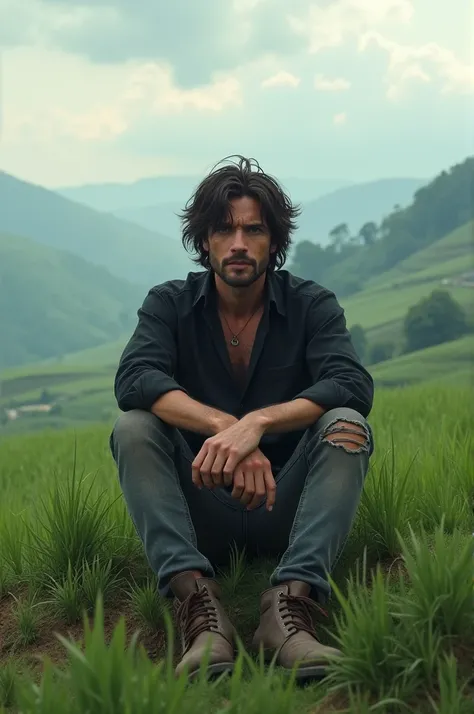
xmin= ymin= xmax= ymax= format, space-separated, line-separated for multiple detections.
xmin=293 ymin=289 xmax=374 ymax=418
xmin=114 ymin=288 xmax=187 ymax=412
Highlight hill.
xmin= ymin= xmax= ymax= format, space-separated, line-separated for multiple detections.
xmin=340 ymin=220 xmax=474 ymax=346
xmin=290 ymin=156 xmax=474 ymax=297
xmin=0 ymin=171 xmax=194 ymax=287
xmin=369 ymin=334 xmax=474 ymax=388
xmin=57 ymin=175 xmax=352 ymax=212
xmin=0 ymin=233 xmax=143 ymax=370
xmin=113 ymin=201 xmax=184 ymax=241
xmin=295 ymin=177 xmax=427 ymax=245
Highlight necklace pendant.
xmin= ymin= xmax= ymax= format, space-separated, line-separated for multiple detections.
xmin=230 ymin=336 xmax=240 ymax=346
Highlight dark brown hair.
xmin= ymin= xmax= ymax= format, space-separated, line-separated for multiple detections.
xmin=179 ymin=155 xmax=301 ymax=270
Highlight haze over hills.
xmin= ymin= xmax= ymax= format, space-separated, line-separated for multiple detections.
xmin=109 ymin=177 xmax=427 ymax=247
xmin=0 ymin=233 xmax=144 ymax=370
xmin=57 ymin=175 xmax=354 ymax=212
xmin=0 ymin=171 xmax=194 ymax=287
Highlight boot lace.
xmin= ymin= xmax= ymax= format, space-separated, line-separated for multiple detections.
xmin=176 ymin=586 xmax=219 ymax=651
xmin=278 ymin=592 xmax=328 ymax=637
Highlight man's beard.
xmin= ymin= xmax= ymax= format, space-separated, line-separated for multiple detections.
xmin=210 ymin=254 xmax=269 ymax=288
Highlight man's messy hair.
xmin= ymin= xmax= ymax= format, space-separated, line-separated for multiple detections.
xmin=179 ymin=155 xmax=301 ymax=270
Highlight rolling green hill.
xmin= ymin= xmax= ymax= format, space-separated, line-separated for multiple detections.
xmin=0 ymin=233 xmax=143 ymax=369
xmin=340 ymin=221 xmax=474 ymax=346
xmin=0 ymin=171 xmax=194 ymax=287
xmin=369 ymin=334 xmax=474 ymax=388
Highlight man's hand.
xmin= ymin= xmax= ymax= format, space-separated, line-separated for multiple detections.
xmin=230 ymin=448 xmax=276 ymax=511
xmin=192 ymin=413 xmax=265 ymax=491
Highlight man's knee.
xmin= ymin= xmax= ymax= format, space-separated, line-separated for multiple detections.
xmin=111 ymin=409 xmax=167 ymax=452
xmin=317 ymin=408 xmax=371 ymax=455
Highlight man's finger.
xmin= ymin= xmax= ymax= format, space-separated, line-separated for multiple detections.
xmin=231 ymin=468 xmax=245 ymax=501
xmin=247 ymin=471 xmax=266 ymax=511
xmin=264 ymin=468 xmax=276 ymax=511
xmin=239 ymin=472 xmax=255 ymax=507
xmin=198 ymin=449 xmax=217 ymax=490
xmin=222 ymin=446 xmax=242 ymax=481
xmin=191 ymin=445 xmax=208 ymax=488
xmin=209 ymin=450 xmax=227 ymax=487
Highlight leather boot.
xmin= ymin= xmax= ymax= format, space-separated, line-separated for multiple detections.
xmin=251 ymin=581 xmax=342 ymax=679
xmin=170 ymin=572 xmax=236 ymax=680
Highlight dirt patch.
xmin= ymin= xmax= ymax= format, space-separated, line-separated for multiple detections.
xmin=0 ymin=589 xmax=166 ymax=678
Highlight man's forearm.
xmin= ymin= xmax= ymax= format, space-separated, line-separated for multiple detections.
xmin=151 ymin=389 xmax=238 ymax=435
xmin=249 ymin=398 xmax=326 ymax=434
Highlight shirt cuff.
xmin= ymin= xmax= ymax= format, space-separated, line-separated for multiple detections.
xmin=293 ymin=379 xmax=356 ymax=412
xmin=119 ymin=371 xmax=187 ymax=411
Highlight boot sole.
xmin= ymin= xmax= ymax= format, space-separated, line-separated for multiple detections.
xmin=186 ymin=661 xmax=235 ymax=682
xmin=283 ymin=664 xmax=328 ymax=682
xmin=257 ymin=647 xmax=329 ymax=681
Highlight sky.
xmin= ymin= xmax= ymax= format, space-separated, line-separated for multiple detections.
xmin=0 ymin=0 xmax=473 ymax=188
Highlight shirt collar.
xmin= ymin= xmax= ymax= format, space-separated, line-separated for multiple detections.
xmin=192 ymin=268 xmax=286 ymax=316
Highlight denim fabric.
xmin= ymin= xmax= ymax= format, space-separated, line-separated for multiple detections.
xmin=110 ymin=407 xmax=373 ymax=603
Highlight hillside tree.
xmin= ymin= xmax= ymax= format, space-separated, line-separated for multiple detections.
xmin=328 ymin=223 xmax=350 ymax=253
xmin=358 ymin=221 xmax=378 ymax=246
xmin=403 ymin=289 xmax=468 ymax=353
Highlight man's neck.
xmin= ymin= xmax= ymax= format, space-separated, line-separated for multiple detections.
xmin=215 ymin=272 xmax=266 ymax=319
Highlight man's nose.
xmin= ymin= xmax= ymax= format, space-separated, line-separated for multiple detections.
xmin=230 ymin=228 xmax=248 ymax=251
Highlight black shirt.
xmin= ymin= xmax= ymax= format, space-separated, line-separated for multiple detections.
xmin=114 ymin=269 xmax=374 ymax=467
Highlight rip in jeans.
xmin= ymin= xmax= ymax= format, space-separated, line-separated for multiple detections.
xmin=321 ymin=417 xmax=370 ymax=455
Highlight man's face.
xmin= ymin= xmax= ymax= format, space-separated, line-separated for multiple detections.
xmin=203 ymin=196 xmax=275 ymax=288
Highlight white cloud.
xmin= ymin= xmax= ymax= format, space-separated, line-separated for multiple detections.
xmin=359 ymin=32 xmax=474 ymax=98
xmin=261 ymin=71 xmax=301 ymax=88
xmin=333 ymin=112 xmax=348 ymax=125
xmin=314 ymin=74 xmax=351 ymax=91
xmin=289 ymin=0 xmax=414 ymax=54
xmin=126 ymin=63 xmax=242 ymax=114
xmin=2 ymin=53 xmax=242 ymax=146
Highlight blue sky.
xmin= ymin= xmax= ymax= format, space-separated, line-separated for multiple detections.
xmin=0 ymin=0 xmax=472 ymax=187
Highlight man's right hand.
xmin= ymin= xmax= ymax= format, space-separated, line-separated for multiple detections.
xmin=228 ymin=448 xmax=276 ymax=512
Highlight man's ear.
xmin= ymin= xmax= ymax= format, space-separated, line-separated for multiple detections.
xmin=270 ymin=242 xmax=276 ymax=254
xmin=203 ymin=238 xmax=209 ymax=252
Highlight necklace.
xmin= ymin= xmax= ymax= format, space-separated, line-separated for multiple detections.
xmin=220 ymin=305 xmax=260 ymax=346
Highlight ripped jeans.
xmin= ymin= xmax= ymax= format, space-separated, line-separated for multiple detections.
xmin=110 ymin=407 xmax=374 ymax=603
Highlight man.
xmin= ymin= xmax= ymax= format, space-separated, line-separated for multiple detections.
xmin=110 ymin=155 xmax=374 ymax=682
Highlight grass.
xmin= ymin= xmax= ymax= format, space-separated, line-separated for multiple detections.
xmin=0 ymin=383 xmax=473 ymax=712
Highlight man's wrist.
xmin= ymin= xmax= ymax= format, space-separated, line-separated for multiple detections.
xmin=242 ymin=409 xmax=271 ymax=434
xmin=209 ymin=413 xmax=239 ymax=434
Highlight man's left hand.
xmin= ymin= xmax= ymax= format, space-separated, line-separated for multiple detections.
xmin=191 ymin=414 xmax=265 ymax=490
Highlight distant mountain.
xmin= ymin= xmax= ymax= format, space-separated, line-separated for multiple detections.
xmin=294 ymin=177 xmax=428 ymax=246
xmin=102 ymin=178 xmax=426 ymax=247
xmin=0 ymin=233 xmax=144 ymax=370
xmin=113 ymin=201 xmax=184 ymax=240
xmin=0 ymin=172 xmax=195 ymax=287
xmin=57 ymin=175 xmax=353 ymax=213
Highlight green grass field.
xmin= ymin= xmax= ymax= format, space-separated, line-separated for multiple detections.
xmin=0 ymin=383 xmax=473 ymax=712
